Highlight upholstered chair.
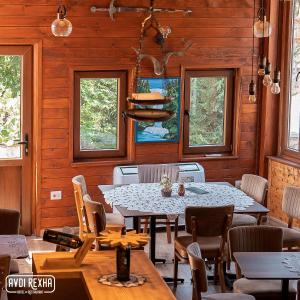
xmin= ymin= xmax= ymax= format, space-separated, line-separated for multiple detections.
xmin=229 ymin=226 xmax=297 ymax=300
xmin=187 ymin=243 xmax=255 ymax=300
xmin=137 ymin=164 xmax=179 ymax=183
xmin=174 ymin=205 xmax=234 ymax=292
xmin=0 ymin=255 xmax=10 ymax=300
xmin=137 ymin=164 xmax=180 ymax=243
xmin=0 ymin=209 xmax=20 ymax=234
xmin=232 ymin=174 xmax=268 ymax=227
xmin=281 ymin=186 xmax=300 ymax=249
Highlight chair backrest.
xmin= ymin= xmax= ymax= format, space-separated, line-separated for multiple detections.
xmin=185 ymin=205 xmax=234 ymax=237
xmin=240 ymin=174 xmax=268 ymax=204
xmin=72 ymin=175 xmax=88 ymax=239
xmin=229 ymin=225 xmax=283 ymax=259
xmin=137 ymin=164 xmax=179 ymax=183
xmin=282 ymin=186 xmax=300 ymax=227
xmin=0 ymin=209 xmax=20 ymax=234
xmin=187 ymin=242 xmax=208 ymax=299
xmin=83 ymin=194 xmax=106 ymax=235
xmin=0 ymin=255 xmax=10 ymax=292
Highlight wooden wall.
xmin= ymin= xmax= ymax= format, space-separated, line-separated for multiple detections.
xmin=268 ymin=158 xmax=300 ymax=227
xmin=0 ymin=0 xmax=261 ymax=233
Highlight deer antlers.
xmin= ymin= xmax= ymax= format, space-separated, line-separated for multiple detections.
xmin=133 ymin=41 xmax=193 ymax=76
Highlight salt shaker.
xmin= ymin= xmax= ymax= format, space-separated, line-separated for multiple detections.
xmin=178 ymin=183 xmax=185 ymax=197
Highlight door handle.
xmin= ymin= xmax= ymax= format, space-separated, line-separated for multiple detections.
xmin=17 ymin=134 xmax=29 ymax=156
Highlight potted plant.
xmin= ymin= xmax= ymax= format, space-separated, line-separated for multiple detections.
xmin=160 ymin=174 xmax=172 ymax=197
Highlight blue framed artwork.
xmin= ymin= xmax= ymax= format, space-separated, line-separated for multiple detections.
xmin=135 ymin=77 xmax=181 ymax=143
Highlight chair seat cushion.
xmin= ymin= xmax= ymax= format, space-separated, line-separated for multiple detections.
xmin=106 ymin=213 xmax=124 ymax=226
xmin=282 ymin=227 xmax=300 ymax=248
xmin=204 ymin=293 xmax=255 ymax=300
xmin=1 ymin=290 xmax=8 ymax=300
xmin=232 ymin=214 xmax=257 ymax=227
xmin=233 ymin=278 xmax=297 ymax=295
xmin=174 ymin=235 xmax=222 ymax=259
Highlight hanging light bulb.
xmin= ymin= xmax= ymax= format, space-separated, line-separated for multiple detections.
xmin=271 ymin=70 xmax=281 ymax=94
xmin=258 ymin=56 xmax=267 ymax=76
xmin=51 ymin=5 xmax=72 ymax=37
xmin=254 ymin=15 xmax=272 ymax=38
xmin=263 ymin=60 xmax=273 ymax=86
xmin=249 ymin=80 xmax=256 ymax=103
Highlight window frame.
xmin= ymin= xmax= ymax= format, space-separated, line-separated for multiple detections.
xmin=73 ymin=70 xmax=127 ymax=160
xmin=279 ymin=0 xmax=300 ymax=163
xmin=183 ymin=69 xmax=235 ymax=155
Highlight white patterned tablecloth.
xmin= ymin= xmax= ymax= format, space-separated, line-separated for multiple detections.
xmin=103 ymin=183 xmax=254 ymax=216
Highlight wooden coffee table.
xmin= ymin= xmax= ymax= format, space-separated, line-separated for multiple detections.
xmin=234 ymin=252 xmax=300 ymax=300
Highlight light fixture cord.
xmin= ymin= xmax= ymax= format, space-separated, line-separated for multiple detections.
xmin=252 ymin=0 xmax=256 ymax=80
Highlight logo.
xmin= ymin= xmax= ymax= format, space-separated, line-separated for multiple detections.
xmin=6 ymin=275 xmax=55 ymax=295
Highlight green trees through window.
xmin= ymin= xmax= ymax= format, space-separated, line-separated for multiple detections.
xmin=189 ymin=77 xmax=225 ymax=146
xmin=80 ymin=78 xmax=118 ymax=150
xmin=0 ymin=55 xmax=21 ymax=159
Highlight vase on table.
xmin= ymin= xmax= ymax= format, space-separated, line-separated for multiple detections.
xmin=161 ymin=188 xmax=172 ymax=197
xmin=116 ymin=246 xmax=131 ymax=281
xmin=178 ymin=183 xmax=185 ymax=197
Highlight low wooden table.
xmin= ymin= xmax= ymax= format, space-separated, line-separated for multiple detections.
xmin=33 ymin=250 xmax=175 ymax=300
xmin=234 ymin=252 xmax=300 ymax=300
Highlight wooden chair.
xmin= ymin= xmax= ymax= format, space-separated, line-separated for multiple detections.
xmin=174 ymin=205 xmax=234 ymax=292
xmin=187 ymin=242 xmax=255 ymax=300
xmin=83 ymin=194 xmax=124 ymax=233
xmin=0 ymin=209 xmax=20 ymax=234
xmin=281 ymin=186 xmax=300 ymax=250
xmin=137 ymin=164 xmax=179 ymax=244
xmin=0 ymin=255 xmax=11 ymax=300
xmin=72 ymin=175 xmax=89 ymax=239
xmin=83 ymin=194 xmax=125 ymax=250
xmin=232 ymin=174 xmax=268 ymax=227
xmin=72 ymin=175 xmax=125 ymax=239
xmin=229 ymin=225 xmax=297 ymax=300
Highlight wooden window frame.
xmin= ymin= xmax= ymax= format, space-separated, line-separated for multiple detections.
xmin=279 ymin=0 xmax=300 ymax=163
xmin=73 ymin=70 xmax=127 ymax=159
xmin=183 ymin=69 xmax=235 ymax=155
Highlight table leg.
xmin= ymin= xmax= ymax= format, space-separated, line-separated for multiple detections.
xmin=282 ymin=279 xmax=289 ymax=300
xmin=133 ymin=217 xmax=140 ymax=233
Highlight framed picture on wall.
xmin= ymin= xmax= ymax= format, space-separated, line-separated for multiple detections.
xmin=135 ymin=77 xmax=181 ymax=143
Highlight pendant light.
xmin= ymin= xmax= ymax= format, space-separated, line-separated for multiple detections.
xmin=271 ymin=1 xmax=282 ymax=95
xmin=254 ymin=0 xmax=272 ymax=38
xmin=51 ymin=5 xmax=72 ymax=37
xmin=271 ymin=70 xmax=281 ymax=94
xmin=263 ymin=60 xmax=273 ymax=86
xmin=249 ymin=0 xmax=256 ymax=103
xmin=258 ymin=56 xmax=267 ymax=76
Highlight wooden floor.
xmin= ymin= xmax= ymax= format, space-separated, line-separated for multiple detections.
xmin=22 ymin=230 xmax=220 ymax=300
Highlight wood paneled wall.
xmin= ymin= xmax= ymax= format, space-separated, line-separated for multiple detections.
xmin=0 ymin=0 xmax=261 ymax=232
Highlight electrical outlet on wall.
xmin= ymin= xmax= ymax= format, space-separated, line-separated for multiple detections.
xmin=50 ymin=191 xmax=62 ymax=200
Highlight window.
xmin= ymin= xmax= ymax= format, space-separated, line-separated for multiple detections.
xmin=74 ymin=71 xmax=127 ymax=159
xmin=183 ymin=69 xmax=234 ymax=155
xmin=282 ymin=0 xmax=300 ymax=161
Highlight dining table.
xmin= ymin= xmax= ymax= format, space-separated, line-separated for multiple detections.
xmin=99 ymin=182 xmax=270 ymax=266
xmin=234 ymin=252 xmax=300 ymax=300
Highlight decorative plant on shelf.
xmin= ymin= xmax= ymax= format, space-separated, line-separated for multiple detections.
xmin=97 ymin=230 xmax=149 ymax=282
xmin=160 ymin=174 xmax=172 ymax=197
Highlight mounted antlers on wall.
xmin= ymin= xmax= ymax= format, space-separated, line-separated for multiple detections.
xmin=132 ymin=41 xmax=193 ymax=76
